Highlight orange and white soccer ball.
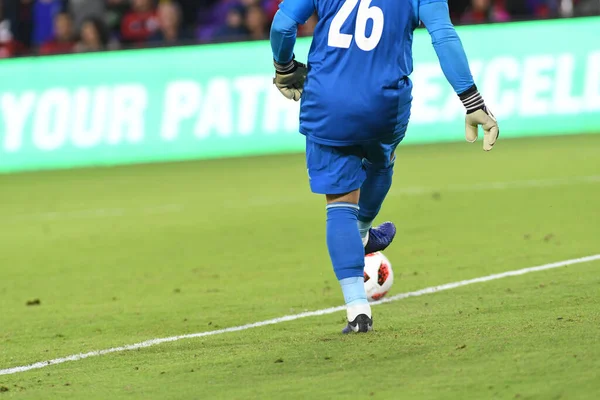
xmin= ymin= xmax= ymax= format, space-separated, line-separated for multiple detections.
xmin=364 ymin=252 xmax=394 ymax=301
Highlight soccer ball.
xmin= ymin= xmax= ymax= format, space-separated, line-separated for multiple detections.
xmin=364 ymin=252 xmax=394 ymax=301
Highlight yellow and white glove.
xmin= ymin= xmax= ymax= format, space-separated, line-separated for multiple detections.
xmin=273 ymin=58 xmax=307 ymax=102
xmin=459 ymin=85 xmax=499 ymax=151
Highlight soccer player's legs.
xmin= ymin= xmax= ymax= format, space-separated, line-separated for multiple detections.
xmin=305 ymin=138 xmax=372 ymax=333
xmin=357 ymin=131 xmax=406 ymax=254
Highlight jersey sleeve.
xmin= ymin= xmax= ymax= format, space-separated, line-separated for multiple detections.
xmin=279 ymin=0 xmax=316 ymax=25
xmin=270 ymin=11 xmax=299 ymax=64
xmin=418 ymin=0 xmax=475 ymax=95
xmin=270 ymin=0 xmax=315 ymax=64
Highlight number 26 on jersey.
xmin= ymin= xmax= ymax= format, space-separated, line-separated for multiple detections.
xmin=328 ymin=0 xmax=384 ymax=51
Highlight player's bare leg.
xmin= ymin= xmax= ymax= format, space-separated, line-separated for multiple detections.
xmin=326 ymin=190 xmax=373 ymax=334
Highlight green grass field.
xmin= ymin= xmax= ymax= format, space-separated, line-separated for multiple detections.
xmin=1 ymin=134 xmax=599 ymax=399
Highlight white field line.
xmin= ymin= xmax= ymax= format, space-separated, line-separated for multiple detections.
xmin=3 ymin=204 xmax=184 ymax=223
xmin=1 ymin=253 xmax=599 ymax=377
xmin=390 ymin=175 xmax=600 ymax=196
xmin=238 ymin=175 xmax=600 ymax=207
xmin=3 ymin=175 xmax=599 ymax=223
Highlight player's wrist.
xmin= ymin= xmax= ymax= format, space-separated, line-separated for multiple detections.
xmin=274 ymin=57 xmax=297 ymax=74
xmin=459 ymin=85 xmax=485 ymax=114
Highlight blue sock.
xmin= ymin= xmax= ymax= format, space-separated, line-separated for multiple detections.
xmin=326 ymin=203 xmax=367 ymax=305
xmin=358 ymin=161 xmax=394 ymax=235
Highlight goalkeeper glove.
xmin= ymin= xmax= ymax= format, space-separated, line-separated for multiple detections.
xmin=273 ymin=58 xmax=307 ymax=102
xmin=459 ymin=85 xmax=499 ymax=151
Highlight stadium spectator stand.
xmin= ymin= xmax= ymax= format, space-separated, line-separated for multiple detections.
xmin=0 ymin=0 xmax=597 ymax=58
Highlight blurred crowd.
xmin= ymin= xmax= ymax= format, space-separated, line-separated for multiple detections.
xmin=0 ymin=0 xmax=598 ymax=58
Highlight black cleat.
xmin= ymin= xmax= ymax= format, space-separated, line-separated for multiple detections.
xmin=342 ymin=314 xmax=373 ymax=334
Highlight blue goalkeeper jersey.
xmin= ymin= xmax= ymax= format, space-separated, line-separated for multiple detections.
xmin=280 ymin=0 xmax=418 ymax=145
xmin=271 ymin=0 xmax=475 ymax=146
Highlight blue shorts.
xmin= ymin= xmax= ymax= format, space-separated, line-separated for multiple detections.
xmin=306 ymin=133 xmax=405 ymax=195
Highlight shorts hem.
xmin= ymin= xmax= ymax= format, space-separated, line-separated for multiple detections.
xmin=309 ymin=181 xmax=363 ymax=195
xmin=300 ymin=129 xmax=402 ymax=147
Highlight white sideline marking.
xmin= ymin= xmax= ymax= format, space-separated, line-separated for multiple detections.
xmin=4 ymin=204 xmax=183 ymax=223
xmin=3 ymin=175 xmax=599 ymax=223
xmin=390 ymin=175 xmax=600 ymax=196
xmin=1 ymin=254 xmax=599 ymax=377
xmin=237 ymin=175 xmax=600 ymax=207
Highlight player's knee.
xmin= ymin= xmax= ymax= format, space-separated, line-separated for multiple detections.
xmin=326 ymin=189 xmax=360 ymax=205
xmin=363 ymin=159 xmax=394 ymax=176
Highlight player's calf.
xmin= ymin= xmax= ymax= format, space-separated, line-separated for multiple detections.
xmin=325 ymin=192 xmax=374 ymax=334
